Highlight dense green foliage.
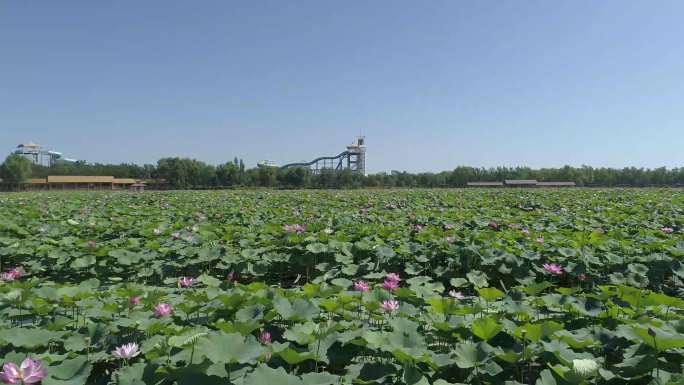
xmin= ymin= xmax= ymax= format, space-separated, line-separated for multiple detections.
xmin=0 ymin=154 xmax=32 ymax=184
xmin=18 ymin=156 xmax=684 ymax=188
xmin=0 ymin=189 xmax=683 ymax=384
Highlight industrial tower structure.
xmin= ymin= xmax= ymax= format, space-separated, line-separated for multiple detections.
xmin=278 ymin=136 xmax=366 ymax=175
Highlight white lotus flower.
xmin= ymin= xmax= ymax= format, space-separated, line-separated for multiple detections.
xmin=112 ymin=342 xmax=141 ymax=359
xmin=572 ymin=359 xmax=598 ymax=376
xmin=448 ymin=290 xmax=465 ymax=300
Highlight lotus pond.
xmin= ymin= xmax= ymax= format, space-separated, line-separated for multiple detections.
xmin=0 ymin=189 xmax=683 ymax=385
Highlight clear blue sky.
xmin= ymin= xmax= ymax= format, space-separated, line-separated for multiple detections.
xmin=1 ymin=1 xmax=683 ymax=173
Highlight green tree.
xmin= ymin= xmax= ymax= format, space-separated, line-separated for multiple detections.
xmin=216 ymin=162 xmax=240 ymax=187
xmin=256 ymin=166 xmax=278 ymax=187
xmin=0 ymin=155 xmax=32 ymax=184
xmin=278 ymin=167 xmax=311 ymax=188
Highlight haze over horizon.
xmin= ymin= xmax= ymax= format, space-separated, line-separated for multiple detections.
xmin=2 ymin=1 xmax=683 ymax=173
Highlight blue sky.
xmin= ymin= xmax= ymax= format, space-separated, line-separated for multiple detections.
xmin=1 ymin=1 xmax=683 ymax=172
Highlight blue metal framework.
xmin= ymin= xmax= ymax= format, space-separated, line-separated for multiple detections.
xmin=279 ymin=137 xmax=366 ymax=174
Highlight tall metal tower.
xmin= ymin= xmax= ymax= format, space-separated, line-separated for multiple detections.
xmin=14 ymin=142 xmax=42 ymax=164
xmin=346 ymin=136 xmax=366 ymax=175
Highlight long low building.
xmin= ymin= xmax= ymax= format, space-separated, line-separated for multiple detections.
xmin=536 ymin=181 xmax=577 ymax=187
xmin=504 ymin=179 xmax=539 ymax=187
xmin=47 ymin=175 xmax=116 ymax=189
xmin=3 ymin=176 xmax=147 ymax=191
xmin=466 ymin=181 xmax=504 ymax=187
xmin=467 ymin=180 xmax=576 ymax=188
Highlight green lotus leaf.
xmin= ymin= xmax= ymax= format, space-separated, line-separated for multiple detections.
xmin=433 ymin=380 xmax=468 ymax=385
xmin=45 ymin=356 xmax=91 ymax=383
xmin=194 ymin=332 xmax=265 ymax=364
xmin=71 ymin=255 xmax=96 ymax=269
xmin=375 ymin=246 xmax=395 ymax=259
xmin=449 ymin=278 xmax=468 ymax=288
xmin=477 ymin=287 xmax=505 ymax=302
xmin=0 ymin=328 xmax=64 ymax=348
xmin=402 ymin=364 xmax=429 ymax=385
xmin=515 ymin=321 xmax=563 ymax=342
xmin=466 ymin=270 xmax=489 ymax=288
xmin=62 ymin=334 xmax=87 ymax=352
xmin=630 ymin=325 xmax=684 ymax=351
xmin=535 ymin=369 xmax=559 ymax=385
xmin=235 ymin=304 xmax=265 ymax=322
xmin=278 ymin=348 xmax=315 ymax=364
xmin=197 ymin=274 xmax=221 ymax=287
xmin=111 ymin=363 xmax=147 ymax=385
xmin=472 ymin=316 xmax=503 ymax=341
xmin=243 ymin=364 xmax=303 ymax=385
xmin=522 ymin=281 xmax=554 ymax=296
xmin=306 ymin=243 xmax=328 ymax=254
xmin=108 ymin=249 xmax=140 ymax=266
xmin=300 ymin=372 xmax=341 ymax=385
xmin=451 ymin=341 xmax=493 ymax=368
xmin=283 ymin=322 xmax=317 ymax=345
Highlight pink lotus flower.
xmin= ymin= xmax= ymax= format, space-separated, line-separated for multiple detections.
xmin=227 ymin=271 xmax=235 ymax=282
xmin=354 ymin=280 xmax=370 ymax=292
xmin=179 ymin=277 xmax=195 ymax=288
xmin=448 ymin=290 xmax=465 ymax=300
xmin=112 ymin=342 xmax=141 ymax=359
xmin=577 ymin=273 xmax=587 ymax=281
xmin=129 ymin=296 xmax=141 ymax=306
xmin=521 ymin=228 xmax=530 ymax=236
xmin=489 ymin=220 xmax=499 ymax=230
xmin=444 ymin=224 xmax=455 ymax=230
xmin=259 ymin=331 xmax=272 ymax=344
xmin=1 ymin=268 xmax=23 ymax=282
xmin=662 ymin=227 xmax=674 ymax=234
xmin=412 ymin=224 xmax=425 ymax=232
xmin=382 ymin=279 xmax=399 ymax=291
xmin=446 ymin=236 xmax=455 ymax=244
xmin=385 ymin=273 xmax=401 ymax=283
xmin=543 ymin=263 xmax=563 ymax=276
xmin=536 ymin=237 xmax=545 ymax=244
xmin=0 ymin=357 xmax=48 ymax=384
xmin=283 ymin=224 xmax=306 ymax=234
xmin=380 ymin=300 xmax=400 ymax=312
xmin=86 ymin=240 xmax=97 ymax=249
xmin=382 ymin=272 xmax=401 ymax=291
xmin=153 ymin=303 xmax=172 ymax=317
xmin=183 ymin=235 xmax=194 ymax=242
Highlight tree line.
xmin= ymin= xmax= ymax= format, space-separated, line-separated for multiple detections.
xmin=2 ymin=154 xmax=684 ymax=188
